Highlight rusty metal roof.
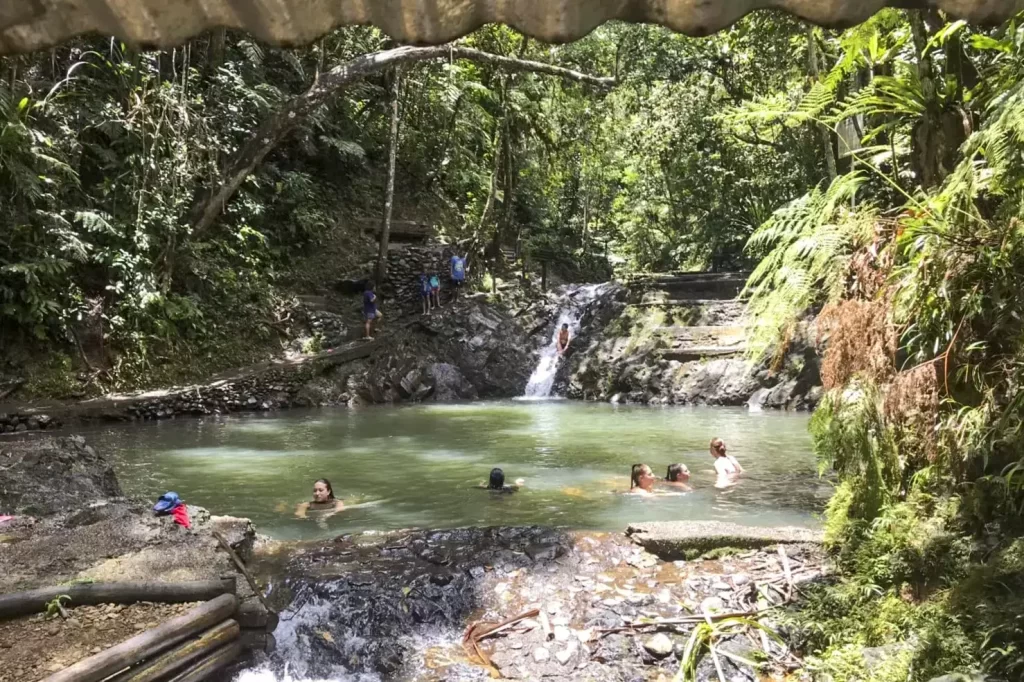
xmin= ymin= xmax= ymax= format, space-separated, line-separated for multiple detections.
xmin=1 ymin=1 xmax=1022 ymax=54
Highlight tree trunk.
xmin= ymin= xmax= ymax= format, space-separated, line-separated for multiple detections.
xmin=207 ymin=28 xmax=226 ymax=72
xmin=376 ymin=68 xmax=401 ymax=285
xmin=0 ymin=579 xmax=236 ymax=619
xmin=806 ymin=26 xmax=838 ymax=182
xmin=188 ymin=45 xmax=614 ymax=236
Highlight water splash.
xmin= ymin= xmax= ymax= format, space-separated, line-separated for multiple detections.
xmin=522 ymin=284 xmax=608 ymax=399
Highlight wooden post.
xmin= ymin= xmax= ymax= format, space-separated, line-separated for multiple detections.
xmin=108 ymin=620 xmax=240 ymax=682
xmin=0 ymin=578 xmax=236 ymax=620
xmin=40 ymin=594 xmax=238 ymax=682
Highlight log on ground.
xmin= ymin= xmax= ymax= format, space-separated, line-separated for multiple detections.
xmin=39 ymin=593 xmax=238 ymax=682
xmin=0 ymin=578 xmax=236 ymax=620
xmin=108 ymin=619 xmax=240 ymax=682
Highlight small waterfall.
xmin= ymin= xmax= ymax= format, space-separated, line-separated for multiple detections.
xmin=522 ymin=284 xmax=607 ymax=399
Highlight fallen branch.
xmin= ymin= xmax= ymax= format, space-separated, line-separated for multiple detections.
xmin=778 ymin=546 xmax=795 ymax=601
xmin=462 ymin=608 xmax=540 ymax=673
xmin=212 ymin=531 xmax=276 ymax=615
xmin=0 ymin=578 xmax=236 ymax=620
xmin=596 ymin=608 xmax=778 ymax=636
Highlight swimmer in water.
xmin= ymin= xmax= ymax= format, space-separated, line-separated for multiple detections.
xmin=478 ymin=467 xmax=525 ymax=493
xmin=295 ymin=478 xmax=345 ymax=518
xmin=628 ymin=463 xmax=656 ymax=495
xmin=660 ymin=463 xmax=692 ymax=491
xmin=710 ymin=438 xmax=744 ymax=488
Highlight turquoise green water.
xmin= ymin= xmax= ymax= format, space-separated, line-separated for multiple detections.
xmin=84 ymin=401 xmax=827 ymax=539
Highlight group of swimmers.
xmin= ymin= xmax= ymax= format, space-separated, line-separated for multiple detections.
xmin=294 ymin=438 xmax=744 ymax=520
xmin=628 ymin=438 xmax=743 ymax=495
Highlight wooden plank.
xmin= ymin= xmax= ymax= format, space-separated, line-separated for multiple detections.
xmin=0 ymin=578 xmax=236 ymax=620
xmin=40 ymin=594 xmax=238 ymax=682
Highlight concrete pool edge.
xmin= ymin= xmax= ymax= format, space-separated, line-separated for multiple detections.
xmin=626 ymin=520 xmax=824 ymax=559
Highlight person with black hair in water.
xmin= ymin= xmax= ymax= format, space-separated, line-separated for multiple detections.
xmin=478 ymin=467 xmax=525 ymax=493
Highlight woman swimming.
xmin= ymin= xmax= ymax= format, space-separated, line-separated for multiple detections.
xmin=628 ymin=463 xmax=656 ymax=495
xmin=295 ymin=478 xmax=345 ymax=518
xmin=710 ymin=438 xmax=744 ymax=487
xmin=660 ymin=463 xmax=692 ymax=491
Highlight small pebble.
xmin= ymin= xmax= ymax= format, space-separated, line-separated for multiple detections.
xmin=533 ymin=647 xmax=550 ymax=662
xmin=554 ymin=626 xmax=571 ymax=642
xmin=643 ymin=633 xmax=674 ymax=658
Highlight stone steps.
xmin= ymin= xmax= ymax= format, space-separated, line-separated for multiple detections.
xmin=627 ymin=271 xmax=749 ymax=301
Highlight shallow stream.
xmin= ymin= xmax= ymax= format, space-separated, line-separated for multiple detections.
xmin=85 ymin=401 xmax=827 ymax=539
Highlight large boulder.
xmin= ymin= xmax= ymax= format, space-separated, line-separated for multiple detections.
xmin=0 ymin=436 xmax=122 ymax=516
xmin=426 ymin=363 xmax=478 ymax=402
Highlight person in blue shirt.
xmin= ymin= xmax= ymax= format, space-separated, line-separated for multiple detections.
xmin=363 ymin=280 xmax=381 ymax=339
xmin=429 ymin=272 xmax=442 ymax=309
xmin=450 ymin=253 xmax=467 ymax=301
xmin=419 ymin=272 xmax=432 ymax=315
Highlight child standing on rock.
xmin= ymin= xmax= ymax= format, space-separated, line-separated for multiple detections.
xmin=363 ymin=280 xmax=382 ymax=339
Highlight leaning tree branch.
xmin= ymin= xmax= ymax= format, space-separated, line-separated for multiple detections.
xmin=189 ymin=45 xmax=615 ymax=235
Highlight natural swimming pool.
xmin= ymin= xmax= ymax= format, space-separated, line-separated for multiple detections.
xmin=84 ymin=401 xmax=827 ymax=539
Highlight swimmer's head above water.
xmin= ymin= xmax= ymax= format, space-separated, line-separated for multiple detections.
xmin=665 ymin=463 xmax=690 ymax=483
xmin=488 ymin=467 xmax=506 ymax=490
xmin=630 ymin=463 xmax=655 ymax=492
xmin=710 ymin=438 xmax=727 ymax=458
xmin=312 ymin=478 xmax=336 ymax=502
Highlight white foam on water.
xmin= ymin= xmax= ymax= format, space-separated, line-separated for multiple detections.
xmin=233 ymin=666 xmax=378 ymax=682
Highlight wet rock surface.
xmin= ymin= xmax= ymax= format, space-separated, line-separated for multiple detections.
xmin=252 ymin=526 xmax=827 ymax=681
xmin=0 ymin=436 xmax=255 ymax=593
xmin=0 ymin=435 xmax=120 ymax=516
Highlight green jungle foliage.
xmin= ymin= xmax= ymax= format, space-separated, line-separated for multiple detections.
xmin=0 ymin=19 xmax=822 ymax=394
xmin=745 ymin=10 xmax=1024 ymax=680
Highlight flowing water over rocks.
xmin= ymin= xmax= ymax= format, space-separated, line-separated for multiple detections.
xmin=247 ymin=526 xmax=826 ymax=682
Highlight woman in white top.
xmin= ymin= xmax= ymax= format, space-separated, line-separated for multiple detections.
xmin=710 ymin=438 xmax=744 ymax=487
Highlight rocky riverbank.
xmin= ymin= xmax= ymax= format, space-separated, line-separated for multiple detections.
xmin=540 ymin=279 xmax=822 ymax=408
xmin=0 ymin=436 xmax=266 ymax=679
xmin=249 ymin=525 xmax=827 ymax=681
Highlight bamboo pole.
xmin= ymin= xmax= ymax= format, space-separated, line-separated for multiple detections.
xmin=0 ymin=578 xmax=236 ymax=620
xmin=164 ymin=640 xmax=244 ymax=682
xmin=107 ymin=620 xmax=240 ymax=682
xmin=40 ymin=594 xmax=238 ymax=682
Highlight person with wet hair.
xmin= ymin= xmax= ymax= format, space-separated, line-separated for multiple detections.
xmin=479 ymin=467 xmax=525 ymax=493
xmin=296 ymin=478 xmax=345 ymax=518
xmin=710 ymin=438 xmax=744 ymax=487
xmin=628 ymin=463 xmax=656 ymax=495
xmin=660 ymin=463 xmax=692 ymax=491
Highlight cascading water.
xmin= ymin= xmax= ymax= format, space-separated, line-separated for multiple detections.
xmin=522 ymin=284 xmax=608 ymax=399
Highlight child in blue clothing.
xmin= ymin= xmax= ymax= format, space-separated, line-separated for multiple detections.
xmin=429 ymin=272 xmax=442 ymax=309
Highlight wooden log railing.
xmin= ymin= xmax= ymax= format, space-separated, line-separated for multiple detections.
xmin=41 ymin=594 xmax=239 ymax=682
xmin=107 ymin=619 xmax=240 ymax=682
xmin=0 ymin=578 xmax=237 ymax=620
